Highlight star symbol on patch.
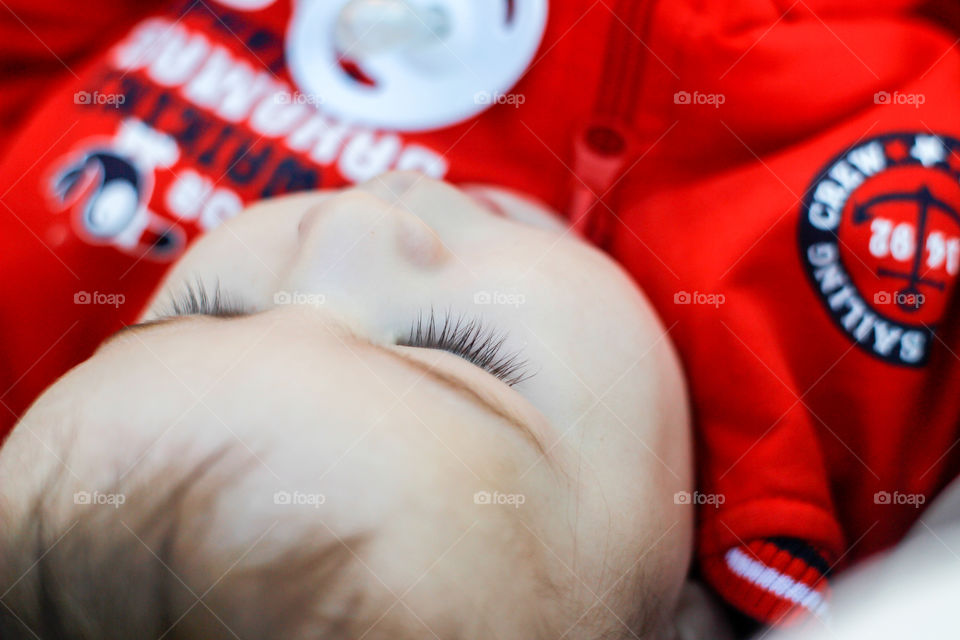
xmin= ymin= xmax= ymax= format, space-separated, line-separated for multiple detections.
xmin=911 ymin=135 xmax=947 ymax=167
xmin=886 ymin=139 xmax=910 ymax=161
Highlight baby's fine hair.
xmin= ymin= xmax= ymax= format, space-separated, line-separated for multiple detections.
xmin=0 ymin=446 xmax=664 ymax=640
xmin=0 ymin=448 xmax=368 ymax=640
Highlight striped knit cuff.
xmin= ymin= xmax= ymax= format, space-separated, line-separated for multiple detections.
xmin=701 ymin=537 xmax=832 ymax=625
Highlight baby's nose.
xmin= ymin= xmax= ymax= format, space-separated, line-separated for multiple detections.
xmin=295 ymin=188 xmax=449 ymax=278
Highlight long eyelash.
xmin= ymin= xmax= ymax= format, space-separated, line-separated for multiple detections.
xmin=165 ymin=278 xmax=246 ymax=318
xmin=400 ymin=309 xmax=532 ymax=387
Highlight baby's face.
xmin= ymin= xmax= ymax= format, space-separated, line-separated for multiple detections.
xmin=0 ymin=173 xmax=692 ymax=638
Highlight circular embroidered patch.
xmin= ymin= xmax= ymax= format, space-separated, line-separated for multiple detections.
xmin=799 ymin=132 xmax=960 ymax=366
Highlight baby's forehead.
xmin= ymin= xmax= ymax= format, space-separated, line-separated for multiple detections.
xmin=0 ymin=349 xmax=554 ymax=625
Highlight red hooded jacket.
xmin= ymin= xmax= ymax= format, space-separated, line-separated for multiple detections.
xmin=2 ymin=0 xmax=959 ymax=625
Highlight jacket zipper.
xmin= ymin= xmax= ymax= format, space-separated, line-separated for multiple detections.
xmin=567 ymin=0 xmax=656 ymax=248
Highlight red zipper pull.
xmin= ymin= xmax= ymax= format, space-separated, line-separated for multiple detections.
xmin=567 ymin=121 xmax=632 ymax=247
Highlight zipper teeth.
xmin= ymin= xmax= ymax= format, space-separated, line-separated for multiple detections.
xmin=595 ymin=0 xmax=655 ymax=123
xmin=595 ymin=0 xmax=633 ymax=115
xmin=614 ymin=0 xmax=646 ymax=118
xmin=625 ymin=0 xmax=658 ymax=123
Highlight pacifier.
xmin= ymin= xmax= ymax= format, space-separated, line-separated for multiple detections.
xmin=286 ymin=0 xmax=548 ymax=131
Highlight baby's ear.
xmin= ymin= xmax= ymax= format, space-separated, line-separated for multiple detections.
xmin=671 ymin=581 xmax=736 ymax=640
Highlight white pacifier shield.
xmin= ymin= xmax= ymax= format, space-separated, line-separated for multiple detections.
xmin=286 ymin=0 xmax=548 ymax=132
xmin=214 ymin=0 xmax=277 ymax=10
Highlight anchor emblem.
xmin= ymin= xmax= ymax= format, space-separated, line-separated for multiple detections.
xmin=851 ymin=184 xmax=958 ymax=312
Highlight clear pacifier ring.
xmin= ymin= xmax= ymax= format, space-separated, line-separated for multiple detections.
xmin=287 ymin=0 xmax=548 ymax=131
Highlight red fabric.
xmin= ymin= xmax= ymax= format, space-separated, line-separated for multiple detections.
xmin=0 ymin=0 xmax=162 ymax=153
xmin=701 ymin=539 xmax=832 ymax=624
xmin=2 ymin=0 xmax=960 ymax=625
xmin=606 ymin=0 xmax=960 ymax=620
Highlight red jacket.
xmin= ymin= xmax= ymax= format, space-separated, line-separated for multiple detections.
xmin=2 ymin=0 xmax=959 ymax=624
